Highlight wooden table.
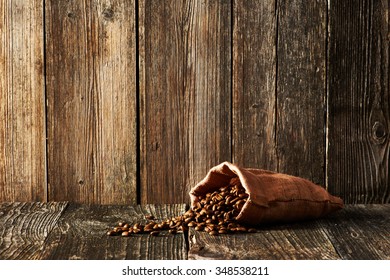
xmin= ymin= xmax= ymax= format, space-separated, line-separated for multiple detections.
xmin=0 ymin=203 xmax=389 ymax=260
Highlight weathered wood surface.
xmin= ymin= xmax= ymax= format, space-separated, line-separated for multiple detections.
xmin=327 ymin=0 xmax=390 ymax=203
xmin=321 ymin=204 xmax=390 ymax=260
xmin=233 ymin=0 xmax=326 ymax=186
xmin=0 ymin=0 xmax=46 ymax=201
xmin=39 ymin=204 xmax=187 ymax=260
xmin=276 ymin=0 xmax=327 ymax=185
xmin=0 ymin=202 xmax=68 ymax=260
xmin=1 ymin=203 xmax=389 ymax=260
xmin=46 ymin=0 xmax=137 ymax=204
xmin=188 ymin=205 xmax=390 ymax=260
xmin=233 ymin=0 xmax=277 ymax=171
xmin=189 ymin=220 xmax=339 ymax=260
xmin=0 ymin=1 xmax=389 ymax=205
xmin=139 ymin=0 xmax=232 ymax=204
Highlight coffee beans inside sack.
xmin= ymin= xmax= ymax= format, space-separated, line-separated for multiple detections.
xmin=107 ymin=181 xmax=257 ymax=237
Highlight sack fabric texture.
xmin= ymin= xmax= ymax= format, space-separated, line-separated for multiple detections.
xmin=189 ymin=162 xmax=344 ymax=226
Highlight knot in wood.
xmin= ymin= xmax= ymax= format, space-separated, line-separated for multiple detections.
xmin=102 ymin=8 xmax=114 ymax=21
xmin=372 ymin=121 xmax=387 ymax=144
xmin=67 ymin=12 xmax=76 ymax=19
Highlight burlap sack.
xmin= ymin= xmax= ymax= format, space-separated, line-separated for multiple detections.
xmin=189 ymin=162 xmax=343 ymax=225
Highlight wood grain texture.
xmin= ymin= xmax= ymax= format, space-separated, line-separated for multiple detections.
xmin=139 ymin=0 xmax=231 ymax=204
xmin=322 ymin=205 xmax=390 ymax=260
xmin=188 ymin=220 xmax=339 ymax=260
xmin=233 ymin=0 xmax=326 ymax=186
xmin=233 ymin=0 xmax=278 ymax=170
xmin=276 ymin=0 xmax=326 ymax=185
xmin=0 ymin=202 xmax=68 ymax=260
xmin=45 ymin=0 xmax=137 ymax=204
xmin=0 ymin=0 xmax=46 ymax=201
xmin=39 ymin=204 xmax=187 ymax=260
xmin=327 ymin=0 xmax=390 ymax=203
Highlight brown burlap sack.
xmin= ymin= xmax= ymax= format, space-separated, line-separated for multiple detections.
xmin=189 ymin=162 xmax=343 ymax=225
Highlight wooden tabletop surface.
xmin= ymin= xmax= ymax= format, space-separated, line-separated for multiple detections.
xmin=0 ymin=203 xmax=389 ymax=260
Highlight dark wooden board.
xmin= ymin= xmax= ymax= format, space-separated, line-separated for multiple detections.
xmin=276 ymin=0 xmax=326 ymax=185
xmin=139 ymin=0 xmax=232 ymax=204
xmin=233 ymin=0 xmax=326 ymax=186
xmin=321 ymin=204 xmax=390 ymax=260
xmin=0 ymin=0 xmax=46 ymax=201
xmin=45 ymin=0 xmax=137 ymax=204
xmin=188 ymin=205 xmax=390 ymax=260
xmin=233 ymin=0 xmax=278 ymax=170
xmin=327 ymin=0 xmax=390 ymax=203
xmin=39 ymin=204 xmax=187 ymax=260
xmin=0 ymin=202 xmax=68 ymax=260
xmin=188 ymin=220 xmax=339 ymax=260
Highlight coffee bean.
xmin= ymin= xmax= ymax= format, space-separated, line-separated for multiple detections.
xmin=194 ymin=225 xmax=204 ymax=231
xmin=133 ymin=223 xmax=141 ymax=230
xmin=107 ymin=181 xmax=256 ymax=237
xmin=236 ymin=227 xmax=248 ymax=232
xmin=150 ymin=231 xmax=160 ymax=236
xmin=121 ymin=231 xmax=129 ymax=237
xmin=144 ymin=226 xmax=153 ymax=232
xmin=239 ymin=193 xmax=248 ymax=199
xmin=187 ymin=221 xmax=196 ymax=227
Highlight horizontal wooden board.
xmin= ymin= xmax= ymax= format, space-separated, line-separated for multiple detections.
xmin=0 ymin=202 xmax=68 ymax=260
xmin=188 ymin=204 xmax=390 ymax=260
xmin=321 ymin=204 xmax=390 ymax=260
xmin=39 ymin=204 xmax=187 ymax=260
xmin=188 ymin=220 xmax=339 ymax=260
xmin=1 ymin=203 xmax=389 ymax=260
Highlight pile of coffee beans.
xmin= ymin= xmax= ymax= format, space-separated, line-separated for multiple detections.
xmin=107 ymin=181 xmax=257 ymax=236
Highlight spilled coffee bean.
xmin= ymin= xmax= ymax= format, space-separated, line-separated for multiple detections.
xmin=106 ymin=181 xmax=257 ymax=236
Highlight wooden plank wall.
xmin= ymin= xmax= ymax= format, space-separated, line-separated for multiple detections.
xmin=139 ymin=0 xmax=231 ymax=203
xmin=0 ymin=0 xmax=46 ymax=201
xmin=327 ymin=0 xmax=389 ymax=203
xmin=45 ymin=0 xmax=137 ymax=204
xmin=0 ymin=0 xmax=388 ymax=204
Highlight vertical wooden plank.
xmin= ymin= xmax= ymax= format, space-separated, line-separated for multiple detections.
xmin=233 ymin=0 xmax=326 ymax=186
xmin=328 ymin=0 xmax=390 ymax=203
xmin=0 ymin=0 xmax=46 ymax=201
xmin=139 ymin=0 xmax=231 ymax=204
xmin=233 ymin=0 xmax=278 ymax=170
xmin=276 ymin=0 xmax=327 ymax=185
xmin=46 ymin=0 xmax=137 ymax=204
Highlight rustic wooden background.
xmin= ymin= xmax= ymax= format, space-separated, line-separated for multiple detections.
xmin=0 ymin=0 xmax=389 ymax=205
